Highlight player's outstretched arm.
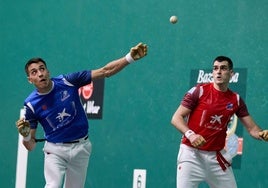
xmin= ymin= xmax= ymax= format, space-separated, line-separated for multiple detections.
xmin=91 ymin=42 xmax=147 ymax=80
xmin=239 ymin=115 xmax=268 ymax=141
xmin=16 ymin=118 xmax=37 ymax=151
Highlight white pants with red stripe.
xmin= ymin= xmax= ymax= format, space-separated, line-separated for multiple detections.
xmin=176 ymin=144 xmax=237 ymax=188
xmin=43 ymin=137 xmax=92 ymax=188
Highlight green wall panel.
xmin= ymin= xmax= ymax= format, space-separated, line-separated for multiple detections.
xmin=1 ymin=0 xmax=267 ymax=187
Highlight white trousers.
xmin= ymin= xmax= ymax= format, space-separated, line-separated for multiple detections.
xmin=43 ymin=137 xmax=92 ymax=188
xmin=176 ymin=144 xmax=237 ymax=188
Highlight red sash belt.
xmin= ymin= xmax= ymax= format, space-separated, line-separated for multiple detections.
xmin=216 ymin=151 xmax=231 ymax=171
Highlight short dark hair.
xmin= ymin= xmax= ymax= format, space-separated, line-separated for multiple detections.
xmin=213 ymin=56 xmax=233 ymax=70
xmin=25 ymin=57 xmax=47 ymax=76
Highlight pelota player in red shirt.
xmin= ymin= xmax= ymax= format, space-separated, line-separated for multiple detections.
xmin=171 ymin=56 xmax=268 ymax=188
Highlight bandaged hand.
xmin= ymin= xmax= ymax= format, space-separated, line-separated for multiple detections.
xmin=259 ymin=130 xmax=268 ymax=141
xmin=129 ymin=42 xmax=148 ymax=61
xmin=188 ymin=134 xmax=206 ymax=148
xmin=16 ymin=118 xmax=30 ymax=137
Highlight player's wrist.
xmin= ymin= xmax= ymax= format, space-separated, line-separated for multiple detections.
xmin=23 ymin=133 xmax=31 ymax=142
xmin=185 ymin=129 xmax=195 ymax=139
xmin=125 ymin=53 xmax=135 ymax=64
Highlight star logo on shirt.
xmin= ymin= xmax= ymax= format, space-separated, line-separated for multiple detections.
xmin=210 ymin=115 xmax=223 ymax=124
xmin=56 ymin=108 xmax=71 ymax=122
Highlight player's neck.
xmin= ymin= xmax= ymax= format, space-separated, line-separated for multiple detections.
xmin=38 ymin=80 xmax=53 ymax=94
xmin=213 ymin=83 xmax=228 ymax=92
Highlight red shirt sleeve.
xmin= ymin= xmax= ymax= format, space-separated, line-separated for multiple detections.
xmin=236 ymin=97 xmax=249 ymax=117
xmin=181 ymin=85 xmax=200 ymax=110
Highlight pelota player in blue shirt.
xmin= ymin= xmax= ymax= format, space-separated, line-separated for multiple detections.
xmin=16 ymin=42 xmax=147 ymax=188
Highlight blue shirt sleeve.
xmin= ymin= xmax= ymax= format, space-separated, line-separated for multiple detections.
xmin=24 ymin=104 xmax=39 ymax=129
xmin=64 ymin=70 xmax=92 ymax=87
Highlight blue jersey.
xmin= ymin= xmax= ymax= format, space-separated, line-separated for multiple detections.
xmin=24 ymin=70 xmax=92 ymax=143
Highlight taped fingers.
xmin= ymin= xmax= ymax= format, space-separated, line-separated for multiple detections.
xmin=131 ymin=43 xmax=148 ymax=60
xmin=16 ymin=119 xmax=30 ymax=137
xmin=259 ymin=130 xmax=268 ymax=141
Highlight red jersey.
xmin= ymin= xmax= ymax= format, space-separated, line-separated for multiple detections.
xmin=181 ymin=83 xmax=249 ymax=151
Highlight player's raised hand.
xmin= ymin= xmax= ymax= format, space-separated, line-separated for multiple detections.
xmin=16 ymin=118 xmax=30 ymax=137
xmin=259 ymin=130 xmax=268 ymax=141
xmin=129 ymin=42 xmax=148 ymax=60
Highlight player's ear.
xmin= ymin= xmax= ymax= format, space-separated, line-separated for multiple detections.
xmin=230 ymin=69 xmax=234 ymax=76
xmin=27 ymin=77 xmax=32 ymax=84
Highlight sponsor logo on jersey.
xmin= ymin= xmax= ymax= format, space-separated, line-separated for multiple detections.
xmin=226 ymin=103 xmax=234 ymax=111
xmin=61 ymin=90 xmax=70 ymax=101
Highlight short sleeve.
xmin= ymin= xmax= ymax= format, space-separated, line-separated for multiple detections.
xmin=64 ymin=70 xmax=92 ymax=87
xmin=236 ymin=97 xmax=250 ymax=117
xmin=181 ymin=85 xmax=200 ymax=110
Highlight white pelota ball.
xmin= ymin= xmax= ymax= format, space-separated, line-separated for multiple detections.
xmin=170 ymin=15 xmax=178 ymax=24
